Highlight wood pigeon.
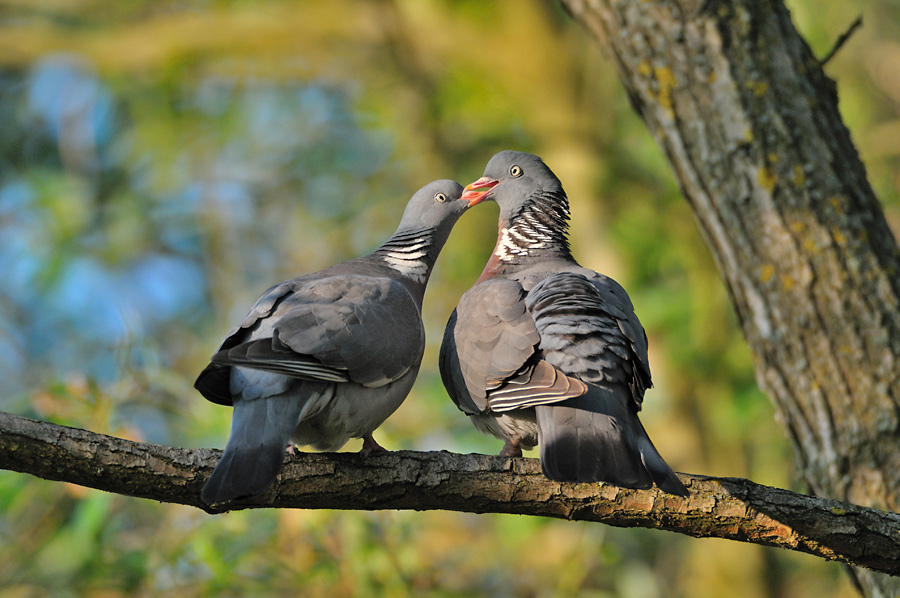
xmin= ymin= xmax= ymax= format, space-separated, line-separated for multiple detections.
xmin=440 ymin=151 xmax=687 ymax=496
xmin=197 ymin=179 xmax=470 ymax=504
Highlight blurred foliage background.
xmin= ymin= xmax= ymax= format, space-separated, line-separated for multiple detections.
xmin=0 ymin=1 xmax=897 ymax=596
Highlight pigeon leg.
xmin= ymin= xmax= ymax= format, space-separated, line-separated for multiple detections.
xmin=499 ymin=439 xmax=523 ymax=457
xmin=360 ymin=433 xmax=387 ymax=457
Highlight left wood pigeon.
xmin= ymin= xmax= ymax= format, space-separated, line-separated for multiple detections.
xmin=196 ymin=179 xmax=470 ymax=504
xmin=440 ymin=151 xmax=687 ymax=496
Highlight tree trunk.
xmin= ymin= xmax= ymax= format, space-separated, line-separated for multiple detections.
xmin=559 ymin=0 xmax=900 ymax=595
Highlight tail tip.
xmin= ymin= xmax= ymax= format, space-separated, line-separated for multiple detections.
xmin=657 ymin=474 xmax=689 ymax=497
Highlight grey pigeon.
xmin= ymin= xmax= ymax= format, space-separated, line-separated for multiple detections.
xmin=197 ymin=179 xmax=470 ymax=504
xmin=440 ymin=151 xmax=687 ymax=496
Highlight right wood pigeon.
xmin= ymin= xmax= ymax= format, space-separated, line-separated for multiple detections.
xmin=440 ymin=151 xmax=688 ymax=496
xmin=197 ymin=179 xmax=470 ymax=505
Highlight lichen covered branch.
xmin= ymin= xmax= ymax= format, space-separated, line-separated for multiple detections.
xmin=1 ymin=411 xmax=898 ymax=575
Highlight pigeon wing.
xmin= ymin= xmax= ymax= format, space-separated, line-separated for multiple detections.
xmin=440 ymin=277 xmax=586 ymax=415
xmin=526 ymin=271 xmax=652 ymax=410
xmin=210 ymin=274 xmax=424 ymax=390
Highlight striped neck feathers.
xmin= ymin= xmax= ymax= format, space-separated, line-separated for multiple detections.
xmin=374 ymin=228 xmax=435 ymax=283
xmin=496 ymin=191 xmax=572 ymax=263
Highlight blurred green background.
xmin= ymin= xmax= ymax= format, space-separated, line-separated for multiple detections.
xmin=1 ymin=1 xmax=897 ymax=596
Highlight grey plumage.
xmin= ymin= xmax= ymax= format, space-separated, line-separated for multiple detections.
xmin=440 ymin=151 xmax=687 ymax=496
xmin=198 ymin=179 xmax=469 ymax=504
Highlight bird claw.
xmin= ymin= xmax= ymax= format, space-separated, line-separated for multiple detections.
xmin=499 ymin=440 xmax=523 ymax=458
xmin=285 ymin=443 xmax=296 ymax=455
xmin=359 ymin=434 xmax=387 ymax=457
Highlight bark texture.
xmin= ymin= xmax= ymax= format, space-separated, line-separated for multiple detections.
xmin=1 ymin=411 xmax=899 ymax=575
xmin=559 ymin=0 xmax=900 ymax=595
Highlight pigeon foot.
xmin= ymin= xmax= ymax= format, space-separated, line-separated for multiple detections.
xmin=499 ymin=439 xmax=523 ymax=457
xmin=360 ymin=434 xmax=388 ymax=457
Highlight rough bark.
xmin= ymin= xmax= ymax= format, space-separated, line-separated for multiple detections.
xmin=559 ymin=0 xmax=900 ymax=595
xmin=1 ymin=411 xmax=899 ymax=576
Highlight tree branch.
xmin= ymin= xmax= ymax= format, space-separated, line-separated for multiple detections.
xmin=820 ymin=15 xmax=863 ymax=66
xmin=1 ymin=410 xmax=898 ymax=575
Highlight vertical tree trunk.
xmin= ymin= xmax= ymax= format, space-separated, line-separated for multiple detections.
xmin=560 ymin=0 xmax=900 ymax=595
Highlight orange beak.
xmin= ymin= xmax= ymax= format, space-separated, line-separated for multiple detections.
xmin=461 ymin=177 xmax=499 ymax=207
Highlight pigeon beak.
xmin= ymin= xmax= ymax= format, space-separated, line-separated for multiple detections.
xmin=462 ymin=177 xmax=499 ymax=207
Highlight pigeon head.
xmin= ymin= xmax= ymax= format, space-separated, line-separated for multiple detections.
xmin=396 ymin=179 xmax=468 ymax=235
xmin=462 ymin=151 xmax=572 ymax=266
xmin=375 ymin=179 xmax=469 ymax=285
xmin=461 ymin=151 xmax=565 ymax=219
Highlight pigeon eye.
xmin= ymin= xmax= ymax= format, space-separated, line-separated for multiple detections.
xmin=510 ymin=165 xmax=523 ymax=177
xmin=434 ymin=192 xmax=447 ymax=203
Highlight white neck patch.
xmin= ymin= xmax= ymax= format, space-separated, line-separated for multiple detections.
xmin=381 ymin=238 xmax=429 ymax=281
xmin=496 ymin=223 xmax=549 ymax=262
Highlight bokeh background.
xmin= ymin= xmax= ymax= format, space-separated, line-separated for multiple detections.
xmin=1 ymin=1 xmax=898 ymax=596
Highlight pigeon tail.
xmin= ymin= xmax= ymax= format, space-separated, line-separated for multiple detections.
xmin=535 ymin=385 xmax=687 ymax=496
xmin=633 ymin=418 xmax=688 ymax=496
xmin=201 ymin=396 xmax=304 ymax=505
